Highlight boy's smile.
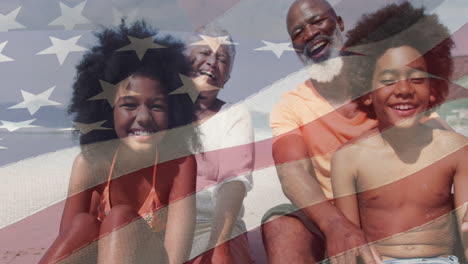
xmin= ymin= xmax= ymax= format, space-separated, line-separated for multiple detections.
xmin=368 ymin=45 xmax=435 ymax=129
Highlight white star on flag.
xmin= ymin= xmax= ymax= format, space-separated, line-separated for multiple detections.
xmin=0 ymin=41 xmax=14 ymax=62
xmin=254 ymin=41 xmax=295 ymax=58
xmin=37 ymin=36 xmax=88 ymax=65
xmin=0 ymin=139 xmax=6 ymax=150
xmin=116 ymin=36 xmax=165 ymax=60
xmin=9 ymin=87 xmax=61 ymax=115
xmin=0 ymin=119 xmax=38 ymax=132
xmin=455 ymin=75 xmax=468 ymax=89
xmin=170 ymin=74 xmax=200 ymax=103
xmin=112 ymin=7 xmax=139 ymax=25
xmin=88 ymin=80 xmax=118 ymax=106
xmin=169 ymin=74 xmax=222 ymax=103
xmin=48 ymin=1 xmax=91 ymax=30
xmin=0 ymin=6 xmax=26 ymax=32
xmin=190 ymin=35 xmax=237 ymax=53
xmin=73 ymin=121 xmax=111 ymax=134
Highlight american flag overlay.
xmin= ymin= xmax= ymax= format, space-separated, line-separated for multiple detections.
xmin=0 ymin=0 xmax=467 ymax=263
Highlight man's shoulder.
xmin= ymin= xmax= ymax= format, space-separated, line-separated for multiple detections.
xmin=272 ymin=81 xmax=321 ymax=113
xmin=276 ymin=81 xmax=306 ymax=100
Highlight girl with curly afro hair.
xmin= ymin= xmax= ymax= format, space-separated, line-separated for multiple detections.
xmin=40 ymin=20 xmax=200 ymax=264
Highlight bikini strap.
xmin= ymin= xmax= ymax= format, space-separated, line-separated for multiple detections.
xmin=97 ymin=146 xmax=120 ymax=220
xmin=152 ymin=150 xmax=158 ymax=189
xmin=108 ymin=147 xmax=120 ymax=182
xmin=106 ymin=147 xmax=120 ymax=201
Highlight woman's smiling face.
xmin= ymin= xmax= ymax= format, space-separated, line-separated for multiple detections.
xmin=113 ymin=75 xmax=168 ymax=152
xmin=190 ymin=44 xmax=231 ymax=90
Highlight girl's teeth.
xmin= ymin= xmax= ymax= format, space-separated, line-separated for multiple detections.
xmin=131 ymin=131 xmax=153 ymax=136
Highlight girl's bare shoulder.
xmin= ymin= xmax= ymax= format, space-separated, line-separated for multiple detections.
xmin=69 ymin=153 xmax=109 ymax=194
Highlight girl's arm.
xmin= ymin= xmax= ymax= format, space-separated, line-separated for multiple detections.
xmin=39 ymin=154 xmax=100 ymax=263
xmin=165 ymin=155 xmax=197 ymax=264
xmin=60 ymin=154 xmax=99 ymax=232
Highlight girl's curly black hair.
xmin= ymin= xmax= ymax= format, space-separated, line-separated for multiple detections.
xmin=344 ymin=1 xmax=454 ymax=119
xmin=69 ymin=20 xmax=199 ymax=160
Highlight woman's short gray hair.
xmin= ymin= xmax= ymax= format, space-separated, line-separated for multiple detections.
xmin=186 ymin=25 xmax=236 ymax=74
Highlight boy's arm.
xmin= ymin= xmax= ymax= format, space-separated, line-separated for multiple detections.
xmin=331 ymin=148 xmax=360 ymax=227
xmin=453 ymin=145 xmax=468 ymax=258
xmin=330 ymin=147 xmax=381 ymax=264
xmin=165 ymin=156 xmax=197 ymax=264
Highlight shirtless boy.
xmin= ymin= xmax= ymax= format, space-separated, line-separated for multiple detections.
xmin=331 ymin=3 xmax=468 ymax=263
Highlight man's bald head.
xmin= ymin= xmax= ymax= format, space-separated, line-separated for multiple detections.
xmin=286 ymin=0 xmax=344 ymax=65
xmin=287 ymin=0 xmax=338 ymax=31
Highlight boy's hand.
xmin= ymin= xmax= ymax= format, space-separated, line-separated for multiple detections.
xmin=325 ymin=218 xmax=383 ymax=264
xmin=462 ymin=211 xmax=468 ymax=258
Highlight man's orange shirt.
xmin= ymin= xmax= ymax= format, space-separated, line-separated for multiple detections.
xmin=270 ymin=80 xmax=377 ymax=199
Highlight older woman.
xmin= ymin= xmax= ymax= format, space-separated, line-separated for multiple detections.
xmin=187 ymin=26 xmax=255 ymax=264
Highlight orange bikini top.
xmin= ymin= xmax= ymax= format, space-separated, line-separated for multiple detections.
xmin=97 ymin=147 xmax=166 ymax=231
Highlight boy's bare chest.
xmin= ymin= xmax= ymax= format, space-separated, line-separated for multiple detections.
xmin=355 ymin=141 xmax=459 ymax=190
xmin=358 ymin=164 xmax=453 ymax=210
xmin=356 ymin=147 xmax=457 ymax=208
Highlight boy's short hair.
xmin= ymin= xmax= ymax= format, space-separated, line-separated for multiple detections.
xmin=68 ymin=20 xmax=199 ymax=157
xmin=344 ymin=1 xmax=454 ymax=118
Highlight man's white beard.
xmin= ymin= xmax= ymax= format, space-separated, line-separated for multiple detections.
xmin=299 ymin=28 xmax=344 ymax=83
xmin=304 ymin=56 xmax=343 ymax=83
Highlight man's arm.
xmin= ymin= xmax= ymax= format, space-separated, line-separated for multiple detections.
xmin=453 ymin=145 xmax=468 ymax=258
xmin=273 ymin=135 xmax=382 ymax=264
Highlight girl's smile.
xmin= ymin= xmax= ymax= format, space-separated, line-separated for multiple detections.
xmin=113 ymin=75 xmax=169 ymax=152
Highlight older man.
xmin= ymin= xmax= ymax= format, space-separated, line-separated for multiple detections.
xmin=261 ymin=0 xmax=383 ymax=263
